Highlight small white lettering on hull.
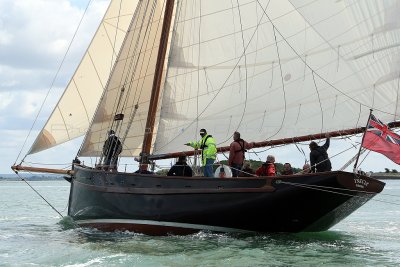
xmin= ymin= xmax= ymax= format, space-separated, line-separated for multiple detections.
xmin=354 ymin=178 xmax=369 ymax=189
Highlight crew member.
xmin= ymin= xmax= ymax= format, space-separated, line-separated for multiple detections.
xmin=228 ymin=131 xmax=254 ymax=177
xmin=309 ymin=134 xmax=332 ymax=172
xmin=168 ymin=156 xmax=193 ymax=177
xmin=186 ymin=129 xmax=217 ymax=177
xmin=102 ymin=130 xmax=122 ymax=171
xmin=255 ymin=155 xmax=276 ymax=176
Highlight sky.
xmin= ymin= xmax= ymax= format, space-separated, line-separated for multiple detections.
xmin=1 ymin=0 xmax=399 ymax=174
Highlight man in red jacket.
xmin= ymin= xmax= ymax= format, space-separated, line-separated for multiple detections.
xmin=228 ymin=131 xmax=254 ymax=177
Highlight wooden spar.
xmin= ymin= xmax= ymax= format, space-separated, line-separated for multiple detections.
xmin=148 ymin=121 xmax=400 ymax=161
xmin=11 ymin=165 xmax=74 ymax=175
xmin=141 ymin=0 xmax=175 ymax=159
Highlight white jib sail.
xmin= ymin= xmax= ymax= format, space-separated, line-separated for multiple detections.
xmin=79 ymin=0 xmax=169 ymax=157
xmin=28 ymin=0 xmax=139 ymax=155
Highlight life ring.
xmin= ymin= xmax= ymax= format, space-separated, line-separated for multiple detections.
xmin=214 ymin=165 xmax=232 ymax=178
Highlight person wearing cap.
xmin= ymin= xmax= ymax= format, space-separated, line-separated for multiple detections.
xmin=255 ymin=155 xmax=276 ymax=176
xmin=185 ymin=129 xmax=217 ymax=177
xmin=167 ymin=156 xmax=193 ymax=177
xmin=102 ymin=129 xmax=122 ymax=171
xmin=228 ymin=131 xmax=255 ymax=177
xmin=309 ymin=134 xmax=332 ymax=172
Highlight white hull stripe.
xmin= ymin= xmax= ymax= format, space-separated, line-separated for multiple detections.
xmin=76 ymin=219 xmax=255 ymax=234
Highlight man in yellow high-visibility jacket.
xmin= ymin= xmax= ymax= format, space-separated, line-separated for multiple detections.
xmin=185 ymin=129 xmax=217 ymax=177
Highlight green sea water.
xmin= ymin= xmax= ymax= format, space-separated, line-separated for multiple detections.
xmin=0 ymin=180 xmax=399 ymax=267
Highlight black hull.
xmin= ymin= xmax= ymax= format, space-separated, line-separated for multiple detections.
xmin=68 ymin=166 xmax=385 ymax=235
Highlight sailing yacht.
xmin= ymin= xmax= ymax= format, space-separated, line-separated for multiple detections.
xmin=13 ymin=0 xmax=400 ymax=234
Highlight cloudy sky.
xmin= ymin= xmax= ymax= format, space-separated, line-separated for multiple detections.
xmin=1 ymin=0 xmax=399 ymax=174
xmin=0 ymin=0 xmax=110 ymax=174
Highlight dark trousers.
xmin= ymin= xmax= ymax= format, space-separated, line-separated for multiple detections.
xmin=231 ymin=163 xmax=243 ymax=177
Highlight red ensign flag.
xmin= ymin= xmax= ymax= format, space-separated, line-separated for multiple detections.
xmin=362 ymin=114 xmax=400 ymax=164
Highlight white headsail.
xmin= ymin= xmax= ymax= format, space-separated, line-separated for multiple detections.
xmin=79 ymin=0 xmax=168 ymax=157
xmin=28 ymin=0 xmax=139 ymax=155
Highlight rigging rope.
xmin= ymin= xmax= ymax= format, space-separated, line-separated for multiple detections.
xmin=277 ymin=180 xmax=400 ymax=206
xmin=339 ymin=149 xmax=366 ymax=171
xmin=293 ymin=142 xmax=307 ymax=164
xmin=356 ymin=149 xmax=372 ymax=170
xmin=13 ymin=171 xmax=64 ymax=218
xmin=263 ymin=25 xmax=287 ymax=141
xmin=311 ymin=71 xmax=325 ymax=134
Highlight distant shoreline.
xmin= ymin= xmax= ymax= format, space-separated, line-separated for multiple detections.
xmin=371 ymin=176 xmax=400 ymax=180
xmin=0 ymin=175 xmax=63 ymax=181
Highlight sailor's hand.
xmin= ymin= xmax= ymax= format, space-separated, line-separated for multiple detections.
xmin=325 ymin=133 xmax=330 ymax=138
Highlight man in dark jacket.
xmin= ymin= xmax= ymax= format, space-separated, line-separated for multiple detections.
xmin=102 ymin=130 xmax=122 ymax=170
xmin=167 ymin=156 xmax=193 ymax=177
xmin=309 ymin=135 xmax=332 ymax=172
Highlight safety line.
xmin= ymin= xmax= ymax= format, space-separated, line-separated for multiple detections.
xmin=14 ymin=172 xmax=64 ymax=218
xmin=278 ymin=180 xmax=400 ymax=206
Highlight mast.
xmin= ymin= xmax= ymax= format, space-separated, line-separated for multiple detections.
xmin=148 ymin=121 xmax=400 ymax=161
xmin=141 ymin=0 xmax=175 ymax=161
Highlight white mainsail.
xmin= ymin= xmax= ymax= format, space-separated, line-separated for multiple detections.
xmin=28 ymin=0 xmax=139 ymax=154
xmin=152 ymin=0 xmax=400 ymax=155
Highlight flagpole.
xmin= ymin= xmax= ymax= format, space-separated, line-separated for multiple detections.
xmin=353 ymin=109 xmax=373 ymax=172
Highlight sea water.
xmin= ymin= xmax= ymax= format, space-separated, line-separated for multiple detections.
xmin=0 ymin=180 xmax=399 ymax=267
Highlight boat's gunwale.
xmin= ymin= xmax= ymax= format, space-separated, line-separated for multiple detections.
xmin=74 ymin=164 xmax=385 ymax=185
xmin=72 ymin=165 xmax=385 ymax=195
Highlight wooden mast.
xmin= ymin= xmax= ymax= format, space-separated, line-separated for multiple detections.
xmin=141 ymin=0 xmax=175 ymax=163
xmin=148 ymin=121 xmax=400 ymax=161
